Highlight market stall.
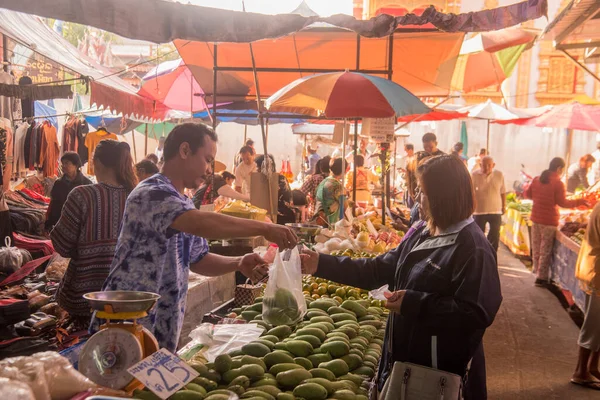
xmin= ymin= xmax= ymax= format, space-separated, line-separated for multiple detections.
xmin=500 ymin=195 xmax=532 ymax=257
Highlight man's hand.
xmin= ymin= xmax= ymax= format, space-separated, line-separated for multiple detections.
xmin=300 ymin=249 xmax=319 ymax=275
xmin=238 ymin=253 xmax=269 ymax=283
xmin=384 ymin=290 xmax=406 ymax=313
xmin=264 ymin=224 xmax=298 ymax=250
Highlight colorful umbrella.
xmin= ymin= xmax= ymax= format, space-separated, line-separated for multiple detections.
xmin=459 ymin=99 xmax=519 ymax=151
xmin=265 ymin=71 xmax=430 ymax=118
xmin=138 ymin=58 xmax=207 ymax=113
xmin=523 ymin=101 xmax=600 ymax=132
xmin=451 ymin=28 xmax=537 ymax=93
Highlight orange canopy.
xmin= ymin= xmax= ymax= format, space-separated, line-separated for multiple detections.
xmin=175 ymin=31 xmax=464 ymax=102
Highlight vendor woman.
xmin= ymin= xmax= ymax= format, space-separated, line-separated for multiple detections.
xmin=93 ymin=123 xmax=297 ymax=351
xmin=193 ymin=171 xmax=249 ymax=208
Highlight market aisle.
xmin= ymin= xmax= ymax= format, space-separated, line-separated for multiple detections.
xmin=485 ymin=246 xmax=600 ymax=399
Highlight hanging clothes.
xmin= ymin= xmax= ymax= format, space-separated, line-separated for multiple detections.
xmin=23 ymin=122 xmax=35 ymax=170
xmin=18 ymin=76 xmax=33 ymax=118
xmin=0 ymin=71 xmax=21 ymax=122
xmin=0 ymin=118 xmax=13 ymax=191
xmin=13 ymin=122 xmax=29 ymax=179
xmin=84 ymin=128 xmax=117 ymax=175
xmin=62 ymin=115 xmax=89 ymax=164
xmin=40 ymin=122 xmax=60 ymax=177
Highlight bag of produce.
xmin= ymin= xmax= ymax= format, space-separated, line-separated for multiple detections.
xmin=262 ymin=247 xmax=306 ymax=326
xmin=0 ymin=237 xmax=23 ymax=274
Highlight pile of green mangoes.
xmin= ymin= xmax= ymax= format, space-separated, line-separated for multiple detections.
xmin=134 ymin=294 xmax=388 ymax=400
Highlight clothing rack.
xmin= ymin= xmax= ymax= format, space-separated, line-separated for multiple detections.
xmin=14 ymin=112 xmax=88 ymax=123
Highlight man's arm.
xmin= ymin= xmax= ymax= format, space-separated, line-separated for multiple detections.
xmin=234 ymin=166 xmax=243 ymax=193
xmin=171 ymin=209 xmax=297 ymax=248
xmin=191 ymin=252 xmax=268 ymax=282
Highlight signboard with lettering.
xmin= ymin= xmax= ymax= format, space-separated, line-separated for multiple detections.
xmin=362 ymin=117 xmax=395 ymax=143
xmin=128 ymin=348 xmax=199 ymax=399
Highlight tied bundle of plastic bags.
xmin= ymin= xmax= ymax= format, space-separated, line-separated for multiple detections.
xmin=262 ymin=247 xmax=307 ymax=326
xmin=0 ymin=237 xmax=24 ymax=274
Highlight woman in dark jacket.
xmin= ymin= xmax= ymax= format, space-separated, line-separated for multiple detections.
xmin=301 ymin=155 xmax=502 ymax=399
xmin=45 ymin=152 xmax=92 ymax=231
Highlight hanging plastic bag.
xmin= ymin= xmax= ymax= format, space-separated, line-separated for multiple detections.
xmin=0 ymin=237 xmax=24 ymax=274
xmin=262 ymin=247 xmax=306 ymax=326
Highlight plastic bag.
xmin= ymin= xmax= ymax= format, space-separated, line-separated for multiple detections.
xmin=369 ymin=284 xmax=389 ymax=301
xmin=0 ymin=237 xmax=23 ymax=274
xmin=178 ymin=323 xmax=264 ymax=362
xmin=0 ymin=358 xmax=51 ymax=400
xmin=262 ymin=247 xmax=307 ymax=326
xmin=0 ymin=377 xmax=35 ymax=400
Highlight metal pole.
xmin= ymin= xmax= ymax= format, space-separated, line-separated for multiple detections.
xmin=131 ymin=130 xmax=138 ymax=162
xmin=209 ymin=43 xmax=218 ymax=204
xmin=566 ymin=128 xmax=573 ymax=172
xmin=486 ymin=120 xmax=490 ymax=153
xmin=144 ymin=123 xmax=148 ymax=156
xmin=381 ymin=34 xmax=394 ymax=225
xmin=352 ymin=121 xmax=358 ymax=206
xmin=341 ymin=119 xmax=347 ymax=220
xmin=559 ymin=49 xmax=600 ymax=85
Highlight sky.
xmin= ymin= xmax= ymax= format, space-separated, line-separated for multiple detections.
xmin=182 ymin=0 xmax=353 ymax=17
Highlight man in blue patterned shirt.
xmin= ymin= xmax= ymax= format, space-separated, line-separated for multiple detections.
xmin=93 ymin=123 xmax=297 ymax=351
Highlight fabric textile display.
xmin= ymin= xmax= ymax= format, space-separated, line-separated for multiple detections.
xmin=0 ymin=83 xmax=73 ymax=102
xmin=20 ymin=121 xmax=60 ymax=178
xmin=61 ymin=115 xmax=89 ymax=164
xmin=84 ymin=128 xmax=117 ymax=175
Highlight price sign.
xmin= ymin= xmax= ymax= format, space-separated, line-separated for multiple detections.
xmin=363 ymin=117 xmax=395 ymax=143
xmin=128 ymin=348 xmax=199 ymax=399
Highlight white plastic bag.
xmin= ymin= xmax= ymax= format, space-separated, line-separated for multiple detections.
xmin=0 ymin=377 xmax=35 ymax=400
xmin=0 ymin=237 xmax=23 ymax=274
xmin=369 ymin=284 xmax=389 ymax=301
xmin=178 ymin=323 xmax=264 ymax=362
xmin=262 ymin=247 xmax=307 ymax=326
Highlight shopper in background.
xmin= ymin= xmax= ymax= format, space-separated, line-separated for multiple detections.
xmin=525 ymin=157 xmax=588 ymax=287
xmin=305 ymin=145 xmax=321 ymax=175
xmin=145 ymin=153 xmax=159 ymax=165
xmin=135 ymin=159 xmax=159 ymax=182
xmin=234 ymin=145 xmax=257 ymax=196
xmin=301 ymin=155 xmax=502 ymax=400
xmin=472 ymin=156 xmax=506 ymax=251
xmin=94 ymin=123 xmax=297 ymax=351
xmin=421 ymin=132 xmax=444 ymax=157
xmin=568 ymin=154 xmax=596 ymax=193
xmin=51 ymin=140 xmax=137 ymax=323
xmin=45 ymin=152 xmax=92 ymax=232
xmin=300 ymin=156 xmax=330 ymax=215
xmin=193 ymin=171 xmax=248 ymax=207
xmin=313 ymin=157 xmax=347 ymax=226
xmin=468 ymin=148 xmax=488 ymax=173
xmin=401 ymin=143 xmax=417 ymax=208
xmin=571 ymin=202 xmax=600 ymax=390
xmin=155 ymin=136 xmax=166 ymax=161
xmin=344 ymin=155 xmax=378 ymax=204
xmin=234 ymin=138 xmax=255 ymax=168
xmin=451 ymin=142 xmax=468 ymax=164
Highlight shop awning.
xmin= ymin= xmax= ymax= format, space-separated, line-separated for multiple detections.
xmin=0 ymin=9 xmax=168 ymax=120
xmin=175 ymin=31 xmax=465 ymax=101
xmin=0 ymin=0 xmax=548 ymax=43
xmin=543 ymin=0 xmax=600 ymax=60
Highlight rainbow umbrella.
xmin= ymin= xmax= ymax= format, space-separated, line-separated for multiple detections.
xmin=265 ymin=71 xmax=430 ymax=118
xmin=451 ymin=28 xmax=537 ymax=93
xmin=138 ymin=58 xmax=207 ymax=113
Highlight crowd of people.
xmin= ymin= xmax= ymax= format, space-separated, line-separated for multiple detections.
xmin=39 ymin=122 xmax=600 ymax=397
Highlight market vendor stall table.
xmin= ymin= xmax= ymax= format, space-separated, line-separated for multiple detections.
xmin=551 ymin=231 xmax=586 ymax=311
xmin=179 ymin=272 xmax=236 ymax=348
xmin=500 ymin=208 xmax=531 ymax=256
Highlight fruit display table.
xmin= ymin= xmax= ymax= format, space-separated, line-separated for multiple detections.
xmin=500 ymin=208 xmax=531 ymax=256
xmin=551 ymin=231 xmax=586 ymax=311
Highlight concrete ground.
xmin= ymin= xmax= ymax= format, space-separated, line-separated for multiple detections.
xmin=485 ymin=246 xmax=600 ymax=399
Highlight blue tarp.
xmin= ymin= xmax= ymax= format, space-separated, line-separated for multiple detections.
xmin=34 ymin=101 xmax=58 ymax=128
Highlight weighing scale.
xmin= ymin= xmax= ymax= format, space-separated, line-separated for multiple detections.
xmin=78 ymin=291 xmax=161 ymax=390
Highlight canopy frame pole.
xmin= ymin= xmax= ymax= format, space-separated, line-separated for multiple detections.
xmin=559 ymin=49 xmax=600 ymax=85
xmin=243 ymin=6 xmax=276 ymax=223
xmin=341 ymin=119 xmax=347 ymax=220
xmin=131 ymin=130 xmax=138 ymax=161
xmin=144 ymin=123 xmax=148 ymax=156
xmin=566 ymin=128 xmax=573 ymax=172
xmin=209 ymin=43 xmax=218 ymax=204
xmin=486 ymin=120 xmax=490 ymax=153
xmin=381 ymin=34 xmax=394 ymax=225
xmin=351 ymin=34 xmax=361 ymax=211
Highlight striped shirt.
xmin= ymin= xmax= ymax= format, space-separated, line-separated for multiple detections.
xmin=51 ymin=183 xmax=127 ymax=316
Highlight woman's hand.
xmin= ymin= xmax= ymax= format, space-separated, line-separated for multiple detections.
xmin=300 ymin=249 xmax=319 ymax=275
xmin=384 ymin=290 xmax=406 ymax=313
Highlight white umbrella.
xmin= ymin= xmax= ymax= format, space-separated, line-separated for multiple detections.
xmin=459 ymin=99 xmax=518 ymax=151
